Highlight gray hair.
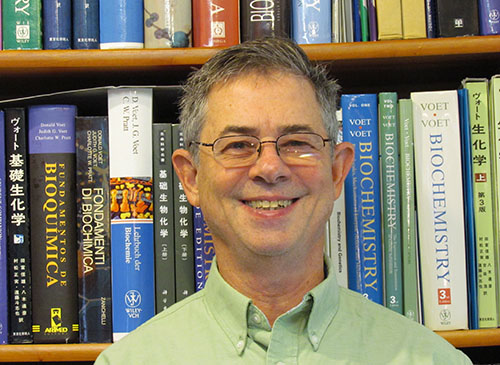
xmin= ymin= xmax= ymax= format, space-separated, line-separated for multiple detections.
xmin=178 ymin=37 xmax=340 ymax=162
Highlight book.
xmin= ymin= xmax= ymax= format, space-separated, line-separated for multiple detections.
xmin=108 ymin=88 xmax=155 ymax=341
xmin=425 ymin=0 xmax=437 ymax=38
xmin=5 ymin=108 xmax=33 ymax=343
xmin=359 ymin=0 xmax=369 ymax=41
xmin=291 ymin=0 xmax=332 ymax=44
xmin=144 ymin=0 xmax=192 ymax=48
xmin=434 ymin=0 xmax=479 ymax=37
xmin=240 ymin=0 xmax=291 ymax=41
xmin=329 ymin=186 xmax=348 ymax=288
xmin=2 ymin=0 xmax=42 ymax=49
xmin=193 ymin=0 xmax=239 ymax=47
xmin=411 ymin=90 xmax=469 ymax=330
xmin=401 ymin=0 xmax=427 ymax=39
xmin=201 ymin=217 xmax=215 ymax=288
xmin=0 ymin=110 xmax=7 ymax=344
xmin=341 ymin=0 xmax=353 ymax=42
xmin=378 ymin=92 xmax=403 ymax=314
xmin=193 ymin=206 xmax=205 ymax=291
xmin=367 ymin=0 xmax=377 ymax=41
xmin=341 ymin=93 xmax=384 ymax=305
xmin=375 ymin=0 xmax=403 ymax=40
xmin=352 ymin=0 xmax=361 ymax=41
xmin=478 ymin=0 xmax=500 ymax=35
xmin=75 ymin=116 xmax=112 ymax=343
xmin=99 ymin=0 xmax=144 ymax=49
xmin=152 ymin=123 xmax=176 ymax=313
xmin=42 ymin=0 xmax=71 ymax=49
xmin=28 ymin=105 xmax=79 ymax=343
xmin=72 ymin=0 xmax=100 ymax=49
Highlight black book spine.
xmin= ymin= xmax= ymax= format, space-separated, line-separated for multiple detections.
xmin=240 ymin=0 xmax=291 ymax=41
xmin=435 ymin=0 xmax=479 ymax=37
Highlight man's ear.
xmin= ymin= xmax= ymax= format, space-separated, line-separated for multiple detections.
xmin=172 ymin=148 xmax=200 ymax=207
xmin=331 ymin=141 xmax=355 ymax=200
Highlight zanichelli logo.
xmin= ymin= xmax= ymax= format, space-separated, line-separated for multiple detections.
xmin=125 ymin=290 xmax=142 ymax=308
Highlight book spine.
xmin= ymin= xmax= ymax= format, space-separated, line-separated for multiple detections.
xmin=108 ymin=88 xmax=155 ymax=341
xmin=202 ymin=218 xmax=215 ymax=286
xmin=401 ymin=0 xmax=427 ymax=39
xmin=28 ymin=105 xmax=79 ymax=343
xmin=478 ymin=0 xmax=500 ymax=35
xmin=329 ymin=186 xmax=348 ymax=288
xmin=0 ymin=0 xmax=3 ymax=50
xmin=367 ymin=0 xmax=377 ymax=41
xmin=192 ymin=0 xmax=240 ymax=47
xmin=342 ymin=0 xmax=354 ymax=42
xmin=99 ymin=0 xmax=144 ymax=49
xmin=342 ymin=93 xmax=384 ymax=305
xmin=291 ymin=0 xmax=332 ymax=44
xmin=352 ymin=0 xmax=361 ymax=41
xmin=2 ymin=0 xmax=42 ymax=49
xmin=75 ymin=116 xmax=112 ymax=343
xmin=375 ymin=0 xmax=402 ymax=40
xmin=359 ymin=0 xmax=369 ymax=41
xmin=240 ymin=0 xmax=291 ymax=41
xmin=144 ymin=0 xmax=192 ymax=48
xmin=152 ymin=123 xmax=176 ymax=313
xmin=435 ymin=0 xmax=479 ymax=37
xmin=72 ymin=0 xmax=100 ymax=49
xmin=378 ymin=92 xmax=403 ymax=314
xmin=5 ymin=108 xmax=33 ymax=343
xmin=0 ymin=111 xmax=7 ymax=344
xmin=425 ymin=0 xmax=437 ymax=38
xmin=42 ymin=0 xmax=71 ymax=49
xmin=193 ymin=206 xmax=205 ymax=291
xmin=411 ymin=90 xmax=469 ymax=330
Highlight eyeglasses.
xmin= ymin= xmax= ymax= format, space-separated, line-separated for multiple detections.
xmin=190 ymin=132 xmax=333 ymax=168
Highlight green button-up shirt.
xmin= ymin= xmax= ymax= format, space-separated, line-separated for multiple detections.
xmin=95 ymin=257 xmax=472 ymax=364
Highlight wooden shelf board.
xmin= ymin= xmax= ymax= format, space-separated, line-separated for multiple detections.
xmin=437 ymin=329 xmax=500 ymax=348
xmin=0 ymin=343 xmax=110 ymax=362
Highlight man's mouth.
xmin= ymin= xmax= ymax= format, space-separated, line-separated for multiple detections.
xmin=243 ymin=199 xmax=296 ymax=210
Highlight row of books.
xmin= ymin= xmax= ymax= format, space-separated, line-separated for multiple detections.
xmin=2 ymin=0 xmax=499 ymax=51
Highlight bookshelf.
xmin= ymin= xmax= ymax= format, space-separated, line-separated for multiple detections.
xmin=0 ymin=35 xmax=499 ymax=363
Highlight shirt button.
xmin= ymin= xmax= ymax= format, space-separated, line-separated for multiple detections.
xmin=311 ymin=334 xmax=319 ymax=344
xmin=276 ymin=362 xmax=285 ymax=365
xmin=252 ymin=314 xmax=261 ymax=324
xmin=236 ymin=340 xmax=244 ymax=349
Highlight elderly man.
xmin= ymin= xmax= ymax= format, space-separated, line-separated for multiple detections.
xmin=95 ymin=37 xmax=471 ymax=364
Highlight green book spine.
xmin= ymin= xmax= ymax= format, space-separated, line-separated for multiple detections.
xmin=463 ymin=78 xmax=498 ymax=328
xmin=379 ymin=92 xmax=403 ymax=314
xmin=2 ymin=0 xmax=42 ymax=49
xmin=360 ymin=0 xmax=369 ymax=41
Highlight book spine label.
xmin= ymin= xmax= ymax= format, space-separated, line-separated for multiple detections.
xmin=342 ymin=94 xmax=384 ymax=305
xmin=193 ymin=0 xmax=239 ymax=47
xmin=240 ymin=0 xmax=291 ymax=41
xmin=291 ymin=0 xmax=332 ymax=44
xmin=72 ymin=0 xmax=100 ymax=49
xmin=478 ymin=0 xmax=500 ymax=35
xmin=411 ymin=90 xmax=469 ymax=330
xmin=435 ymin=0 xmax=479 ymax=37
xmin=375 ymin=0 xmax=402 ymax=40
xmin=28 ymin=105 xmax=79 ymax=343
xmin=99 ymin=0 xmax=144 ymax=49
xmin=5 ymin=108 xmax=33 ymax=343
xmin=42 ymin=0 xmax=71 ymax=49
xmin=202 ymin=219 xmax=215 ymax=286
xmin=2 ymin=0 xmax=42 ymax=49
xmin=75 ymin=116 xmax=112 ymax=343
xmin=108 ymin=88 xmax=155 ymax=341
xmin=0 ymin=111 xmax=7 ymax=344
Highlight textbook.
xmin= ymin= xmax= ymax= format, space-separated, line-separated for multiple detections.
xmin=73 ymin=0 xmax=100 ymax=49
xmin=375 ymin=0 xmax=403 ymax=40
xmin=240 ymin=0 xmax=291 ymax=41
xmin=291 ymin=0 xmax=332 ymax=44
xmin=42 ymin=0 xmax=71 ymax=49
xmin=100 ymin=0 xmax=144 ymax=49
xmin=478 ymin=0 xmax=500 ymax=35
xmin=0 ymin=110 xmax=7 ymax=344
xmin=193 ymin=0 xmax=239 ymax=47
xmin=401 ymin=0 xmax=427 ymax=39
xmin=2 ymin=0 xmax=42 ymax=49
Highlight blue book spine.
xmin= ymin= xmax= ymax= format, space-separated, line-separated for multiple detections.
xmin=478 ymin=0 xmax=500 ymax=35
xmin=0 ymin=111 xmax=8 ymax=344
xmin=202 ymin=219 xmax=215 ymax=285
xmin=352 ymin=0 xmax=362 ymax=42
xmin=193 ymin=207 xmax=205 ymax=292
xmin=73 ymin=0 xmax=100 ymax=49
xmin=99 ymin=0 xmax=144 ymax=49
xmin=43 ymin=0 xmax=71 ymax=49
xmin=341 ymin=94 xmax=384 ymax=305
xmin=425 ymin=0 xmax=437 ymax=38
xmin=292 ymin=0 xmax=332 ymax=44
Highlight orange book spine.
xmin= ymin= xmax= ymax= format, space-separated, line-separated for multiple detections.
xmin=193 ymin=0 xmax=239 ymax=47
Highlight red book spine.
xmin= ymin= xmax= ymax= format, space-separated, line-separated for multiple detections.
xmin=193 ymin=0 xmax=239 ymax=47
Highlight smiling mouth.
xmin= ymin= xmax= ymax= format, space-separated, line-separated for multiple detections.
xmin=243 ymin=199 xmax=297 ymax=210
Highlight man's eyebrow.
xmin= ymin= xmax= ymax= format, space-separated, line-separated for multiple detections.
xmin=219 ymin=124 xmax=315 ymax=136
xmin=280 ymin=124 xmax=315 ymax=134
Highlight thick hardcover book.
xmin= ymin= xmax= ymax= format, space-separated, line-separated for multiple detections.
xmin=28 ymin=105 xmax=79 ymax=343
xmin=491 ymin=75 xmax=500 ymax=327
xmin=43 ymin=0 xmax=71 ymax=49
xmin=144 ymin=0 xmax=192 ymax=48
xmin=240 ymin=0 xmax=291 ymax=41
xmin=462 ymin=79 xmax=498 ymax=328
xmin=193 ymin=206 xmax=205 ymax=291
xmin=72 ymin=0 xmax=100 ymax=49
xmin=172 ymin=124 xmax=195 ymax=302
xmin=401 ymin=0 xmax=427 ymax=39
xmin=375 ymin=0 xmax=402 ymax=40
xmin=411 ymin=90 xmax=469 ymax=330
xmin=193 ymin=0 xmax=239 ymax=47
xmin=99 ymin=0 xmax=144 ymax=49
xmin=152 ymin=123 xmax=176 ymax=313
xmin=291 ymin=0 xmax=331 ymax=44
xmin=5 ymin=108 xmax=33 ymax=343
xmin=478 ymin=0 xmax=500 ymax=35
xmin=435 ymin=0 xmax=479 ymax=37
xmin=342 ymin=94 xmax=384 ymax=305
xmin=2 ymin=0 xmax=42 ymax=49
xmin=378 ymin=92 xmax=403 ymax=314
xmin=108 ymin=88 xmax=155 ymax=341
xmin=0 ymin=111 xmax=7 ymax=344
xmin=75 ymin=116 xmax=112 ymax=343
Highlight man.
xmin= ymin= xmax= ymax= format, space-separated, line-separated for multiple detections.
xmin=95 ymin=37 xmax=471 ymax=364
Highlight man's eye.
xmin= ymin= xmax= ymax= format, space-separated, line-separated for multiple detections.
xmin=221 ymin=140 xmax=256 ymax=154
xmin=281 ymin=140 xmax=313 ymax=149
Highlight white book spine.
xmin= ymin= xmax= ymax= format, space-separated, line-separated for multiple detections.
xmin=329 ymin=186 xmax=348 ymax=288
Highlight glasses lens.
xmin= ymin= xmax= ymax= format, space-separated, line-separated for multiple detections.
xmin=213 ymin=135 xmax=260 ymax=167
xmin=278 ymin=133 xmax=324 ymax=165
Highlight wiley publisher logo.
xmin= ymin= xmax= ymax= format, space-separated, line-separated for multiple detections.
xmin=125 ymin=290 xmax=142 ymax=308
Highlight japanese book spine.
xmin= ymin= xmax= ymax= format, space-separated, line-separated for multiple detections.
xmin=367 ymin=0 xmax=377 ymax=41
xmin=108 ymin=88 xmax=155 ymax=341
xmin=411 ymin=90 xmax=469 ymax=330
xmin=240 ymin=0 xmax=291 ymax=41
xmin=291 ymin=0 xmax=331 ymax=44
xmin=434 ymin=0 xmax=479 ymax=37
xmin=42 ymin=0 xmax=71 ymax=49
xmin=2 ymin=0 xmax=42 ymax=49
xmin=401 ymin=0 xmax=427 ymax=39
xmin=72 ymin=0 xmax=100 ymax=49
xmin=28 ymin=105 xmax=79 ymax=343
xmin=425 ymin=0 xmax=437 ymax=38
xmin=378 ymin=92 xmax=403 ymax=314
xmin=462 ymin=79 xmax=498 ymax=328
xmin=375 ymin=0 xmax=402 ymax=40
xmin=398 ymin=99 xmax=420 ymax=323
xmin=0 ymin=111 xmax=7 ymax=344
xmin=342 ymin=93 xmax=384 ymax=305
xmin=172 ymin=124 xmax=195 ymax=302
xmin=144 ymin=0 xmax=192 ymax=49
xmin=152 ymin=123 xmax=175 ymax=313
xmin=75 ymin=116 xmax=112 ymax=343
xmin=359 ymin=0 xmax=368 ymax=41
xmin=194 ymin=206 xmax=205 ymax=291
xmin=99 ymin=0 xmax=144 ymax=49
xmin=458 ymin=88 xmax=479 ymax=330
xmin=478 ymin=0 xmax=500 ymax=35
xmin=193 ymin=0 xmax=239 ymax=47
xmin=5 ymin=108 xmax=33 ymax=343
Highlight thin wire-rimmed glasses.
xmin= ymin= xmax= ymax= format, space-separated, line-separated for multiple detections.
xmin=190 ymin=132 xmax=333 ymax=168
